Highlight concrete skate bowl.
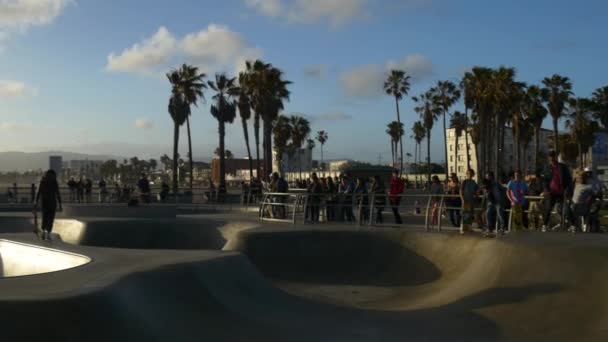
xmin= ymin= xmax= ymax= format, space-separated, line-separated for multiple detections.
xmin=227 ymin=228 xmax=608 ymax=340
xmin=51 ymin=217 xmax=259 ymax=250
xmin=0 ymin=239 xmax=90 ymax=277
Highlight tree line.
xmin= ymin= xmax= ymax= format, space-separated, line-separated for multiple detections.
xmin=384 ymin=67 xmax=607 ymax=181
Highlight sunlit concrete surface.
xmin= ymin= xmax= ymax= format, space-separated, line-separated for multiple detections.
xmin=0 ymin=239 xmax=91 ymax=277
xmin=0 ymin=212 xmax=607 ymax=341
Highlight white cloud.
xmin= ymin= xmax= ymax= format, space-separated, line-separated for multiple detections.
xmin=0 ymin=0 xmax=72 ymax=30
xmin=244 ymin=0 xmax=369 ymax=27
xmin=244 ymin=0 xmax=282 ymax=17
xmin=303 ymin=64 xmax=328 ymax=79
xmin=0 ymin=79 xmax=36 ymax=98
xmin=181 ymin=24 xmax=262 ymax=73
xmin=134 ymin=118 xmax=153 ymax=130
xmin=0 ymin=121 xmax=34 ymax=130
xmin=305 ymin=112 xmax=352 ymax=123
xmin=106 ymin=26 xmax=176 ymax=74
xmin=106 ymin=24 xmax=261 ymax=75
xmin=339 ymin=54 xmax=434 ymax=98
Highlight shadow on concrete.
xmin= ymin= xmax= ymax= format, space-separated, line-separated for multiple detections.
xmin=74 ymin=218 xmax=227 ymax=250
xmin=238 ymin=230 xmax=441 ymax=286
xmin=0 ymin=252 xmax=565 ymax=341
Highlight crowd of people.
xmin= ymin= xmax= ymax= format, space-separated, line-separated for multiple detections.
xmin=260 ymin=151 xmax=605 ymax=234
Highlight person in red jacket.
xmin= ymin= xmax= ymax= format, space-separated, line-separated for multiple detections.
xmin=389 ymin=170 xmax=404 ymax=224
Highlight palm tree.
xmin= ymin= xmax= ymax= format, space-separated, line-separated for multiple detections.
xmin=507 ymin=81 xmax=527 ymax=171
xmin=433 ymin=80 xmax=461 ymax=179
xmin=214 ymin=147 xmax=234 ymax=159
xmin=565 ymin=97 xmax=596 ymax=168
xmin=518 ymin=118 xmax=533 ymax=171
xmin=413 ymin=90 xmax=441 ymax=188
xmin=235 ymin=72 xmax=254 ymax=180
xmin=167 ymin=89 xmax=189 ymax=193
xmin=166 ymin=64 xmax=206 ymax=192
xmin=272 ymin=115 xmax=292 ymax=174
xmin=148 ymin=159 xmax=158 ymax=173
xmin=386 ymin=121 xmax=404 ymax=168
xmin=489 ymin=66 xmax=518 ymax=176
xmin=592 ymin=86 xmax=608 ymax=129
xmin=316 ymin=130 xmax=329 ymax=170
xmin=411 ymin=121 xmax=425 ymax=185
xmin=523 ymin=85 xmax=549 ymax=172
xmin=384 ymin=69 xmax=411 ymax=175
xmin=542 ymin=74 xmax=573 ymax=155
xmin=245 ymin=60 xmax=291 ymax=178
xmin=208 ymin=73 xmax=238 ymax=192
xmin=289 ymin=115 xmax=311 ymax=178
xmin=450 ymin=111 xmax=467 ymax=175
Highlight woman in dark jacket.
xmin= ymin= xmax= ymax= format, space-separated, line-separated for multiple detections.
xmin=33 ymin=169 xmax=62 ymax=240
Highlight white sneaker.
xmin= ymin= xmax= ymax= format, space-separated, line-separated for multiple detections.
xmin=45 ymin=230 xmax=52 ymax=241
xmin=541 ymin=225 xmax=547 ymax=232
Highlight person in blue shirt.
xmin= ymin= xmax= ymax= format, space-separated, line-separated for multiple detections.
xmin=507 ymin=169 xmax=529 ymax=229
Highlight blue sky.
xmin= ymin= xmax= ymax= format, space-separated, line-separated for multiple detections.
xmin=0 ymin=0 xmax=607 ymax=163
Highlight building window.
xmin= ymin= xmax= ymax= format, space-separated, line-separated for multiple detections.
xmin=450 ymin=167 xmax=454 ymax=172
xmin=450 ymin=156 xmax=453 ymax=162
xmin=458 ymin=166 xmax=464 ymax=172
xmin=450 ymin=144 xmax=453 ymax=151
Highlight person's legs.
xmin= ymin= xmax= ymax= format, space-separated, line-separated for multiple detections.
xmin=496 ymin=203 xmax=507 ymax=231
xmin=431 ymin=201 xmax=439 ymax=225
xmin=522 ymin=202 xmax=530 ymax=229
xmin=486 ymin=203 xmax=496 ymax=232
xmin=391 ymin=198 xmax=402 ymax=224
xmin=542 ymin=195 xmax=558 ymax=227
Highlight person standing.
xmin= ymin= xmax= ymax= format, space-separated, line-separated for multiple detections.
xmin=460 ymin=169 xmax=479 ymax=234
xmin=30 ymin=183 xmax=36 ymax=203
xmin=583 ymin=167 xmax=603 ymax=233
xmin=354 ymin=177 xmax=369 ymax=223
xmin=325 ymin=177 xmax=337 ymax=221
xmin=446 ymin=173 xmax=461 ymax=227
xmin=484 ymin=171 xmax=507 ymax=235
xmin=137 ymin=173 xmax=151 ymax=203
xmin=340 ymin=175 xmax=356 ymax=222
xmin=77 ymin=177 xmax=84 ymax=203
xmin=307 ymin=173 xmax=322 ymax=223
xmin=507 ymin=169 xmax=529 ymax=230
xmin=33 ymin=170 xmax=62 ymax=241
xmin=389 ymin=170 xmax=404 ymax=224
xmin=370 ymin=176 xmax=386 ymax=224
xmin=99 ymin=178 xmax=108 ymax=203
xmin=429 ymin=176 xmax=444 ymax=226
xmin=84 ymin=178 xmax=93 ymax=203
xmin=12 ymin=183 xmax=18 ymax=203
xmin=541 ymin=151 xmax=573 ymax=232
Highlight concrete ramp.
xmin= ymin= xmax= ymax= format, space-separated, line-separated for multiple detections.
xmin=0 ymin=239 xmax=90 ymax=277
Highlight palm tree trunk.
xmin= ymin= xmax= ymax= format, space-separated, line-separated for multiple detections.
xmin=465 ymin=107 xmax=471 ymax=170
xmin=254 ymin=113 xmax=261 ymax=179
xmin=390 ymin=138 xmax=395 ymax=168
xmin=443 ymin=109 xmax=449 ymax=180
xmin=219 ymin=120 xmax=226 ymax=191
xmin=172 ymin=123 xmax=179 ymax=194
xmin=495 ymin=115 xmax=500 ymax=177
xmin=186 ymin=117 xmax=193 ymax=191
xmin=298 ymin=148 xmax=302 ymax=179
xmin=320 ymin=144 xmax=324 ymax=170
xmin=395 ymin=96 xmax=404 ymax=175
xmin=263 ymin=118 xmax=272 ymax=180
xmin=241 ymin=117 xmax=254 ymax=181
xmin=552 ymin=117 xmax=559 ymax=156
xmin=427 ymin=129 xmax=431 ymax=191
xmin=578 ymin=143 xmax=583 ymax=168
xmin=534 ymin=127 xmax=540 ymax=173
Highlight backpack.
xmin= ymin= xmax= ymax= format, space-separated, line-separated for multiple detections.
xmin=277 ymin=178 xmax=288 ymax=193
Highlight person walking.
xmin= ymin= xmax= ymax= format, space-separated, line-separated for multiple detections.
xmin=583 ymin=167 xmax=603 ymax=233
xmin=67 ymin=177 xmax=77 ymax=202
xmin=370 ymin=175 xmax=386 ymax=224
xmin=569 ymin=170 xmax=594 ymax=233
xmin=33 ymin=170 xmax=62 ymax=241
xmin=389 ymin=170 xmax=404 ymax=224
xmin=460 ymin=169 xmax=479 ymax=234
xmin=506 ymin=169 xmax=529 ymax=230
xmin=446 ymin=173 xmax=461 ymax=227
xmin=541 ymin=151 xmax=573 ymax=232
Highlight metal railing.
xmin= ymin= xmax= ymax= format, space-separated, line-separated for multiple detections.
xmin=257 ymin=192 xmax=602 ymax=232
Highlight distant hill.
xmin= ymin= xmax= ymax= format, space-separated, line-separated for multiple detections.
xmin=0 ymin=151 xmax=124 ymax=172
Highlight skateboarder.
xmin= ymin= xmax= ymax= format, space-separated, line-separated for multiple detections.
xmin=33 ymin=169 xmax=63 ymax=241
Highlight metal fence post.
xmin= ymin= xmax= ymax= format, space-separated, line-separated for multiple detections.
xmin=424 ymin=194 xmax=432 ymax=231
xmin=368 ymin=194 xmax=375 ymax=227
xmin=437 ymin=196 xmax=445 ymax=232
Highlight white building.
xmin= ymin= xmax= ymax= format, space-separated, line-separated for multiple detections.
xmin=63 ymin=160 xmax=104 ymax=178
xmin=272 ymin=148 xmax=313 ymax=174
xmin=446 ymin=127 xmax=553 ymax=180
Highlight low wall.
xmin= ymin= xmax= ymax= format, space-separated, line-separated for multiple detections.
xmin=62 ymin=204 xmax=177 ymax=218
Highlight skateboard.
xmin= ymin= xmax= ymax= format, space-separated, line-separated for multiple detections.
xmin=32 ymin=210 xmax=43 ymax=239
